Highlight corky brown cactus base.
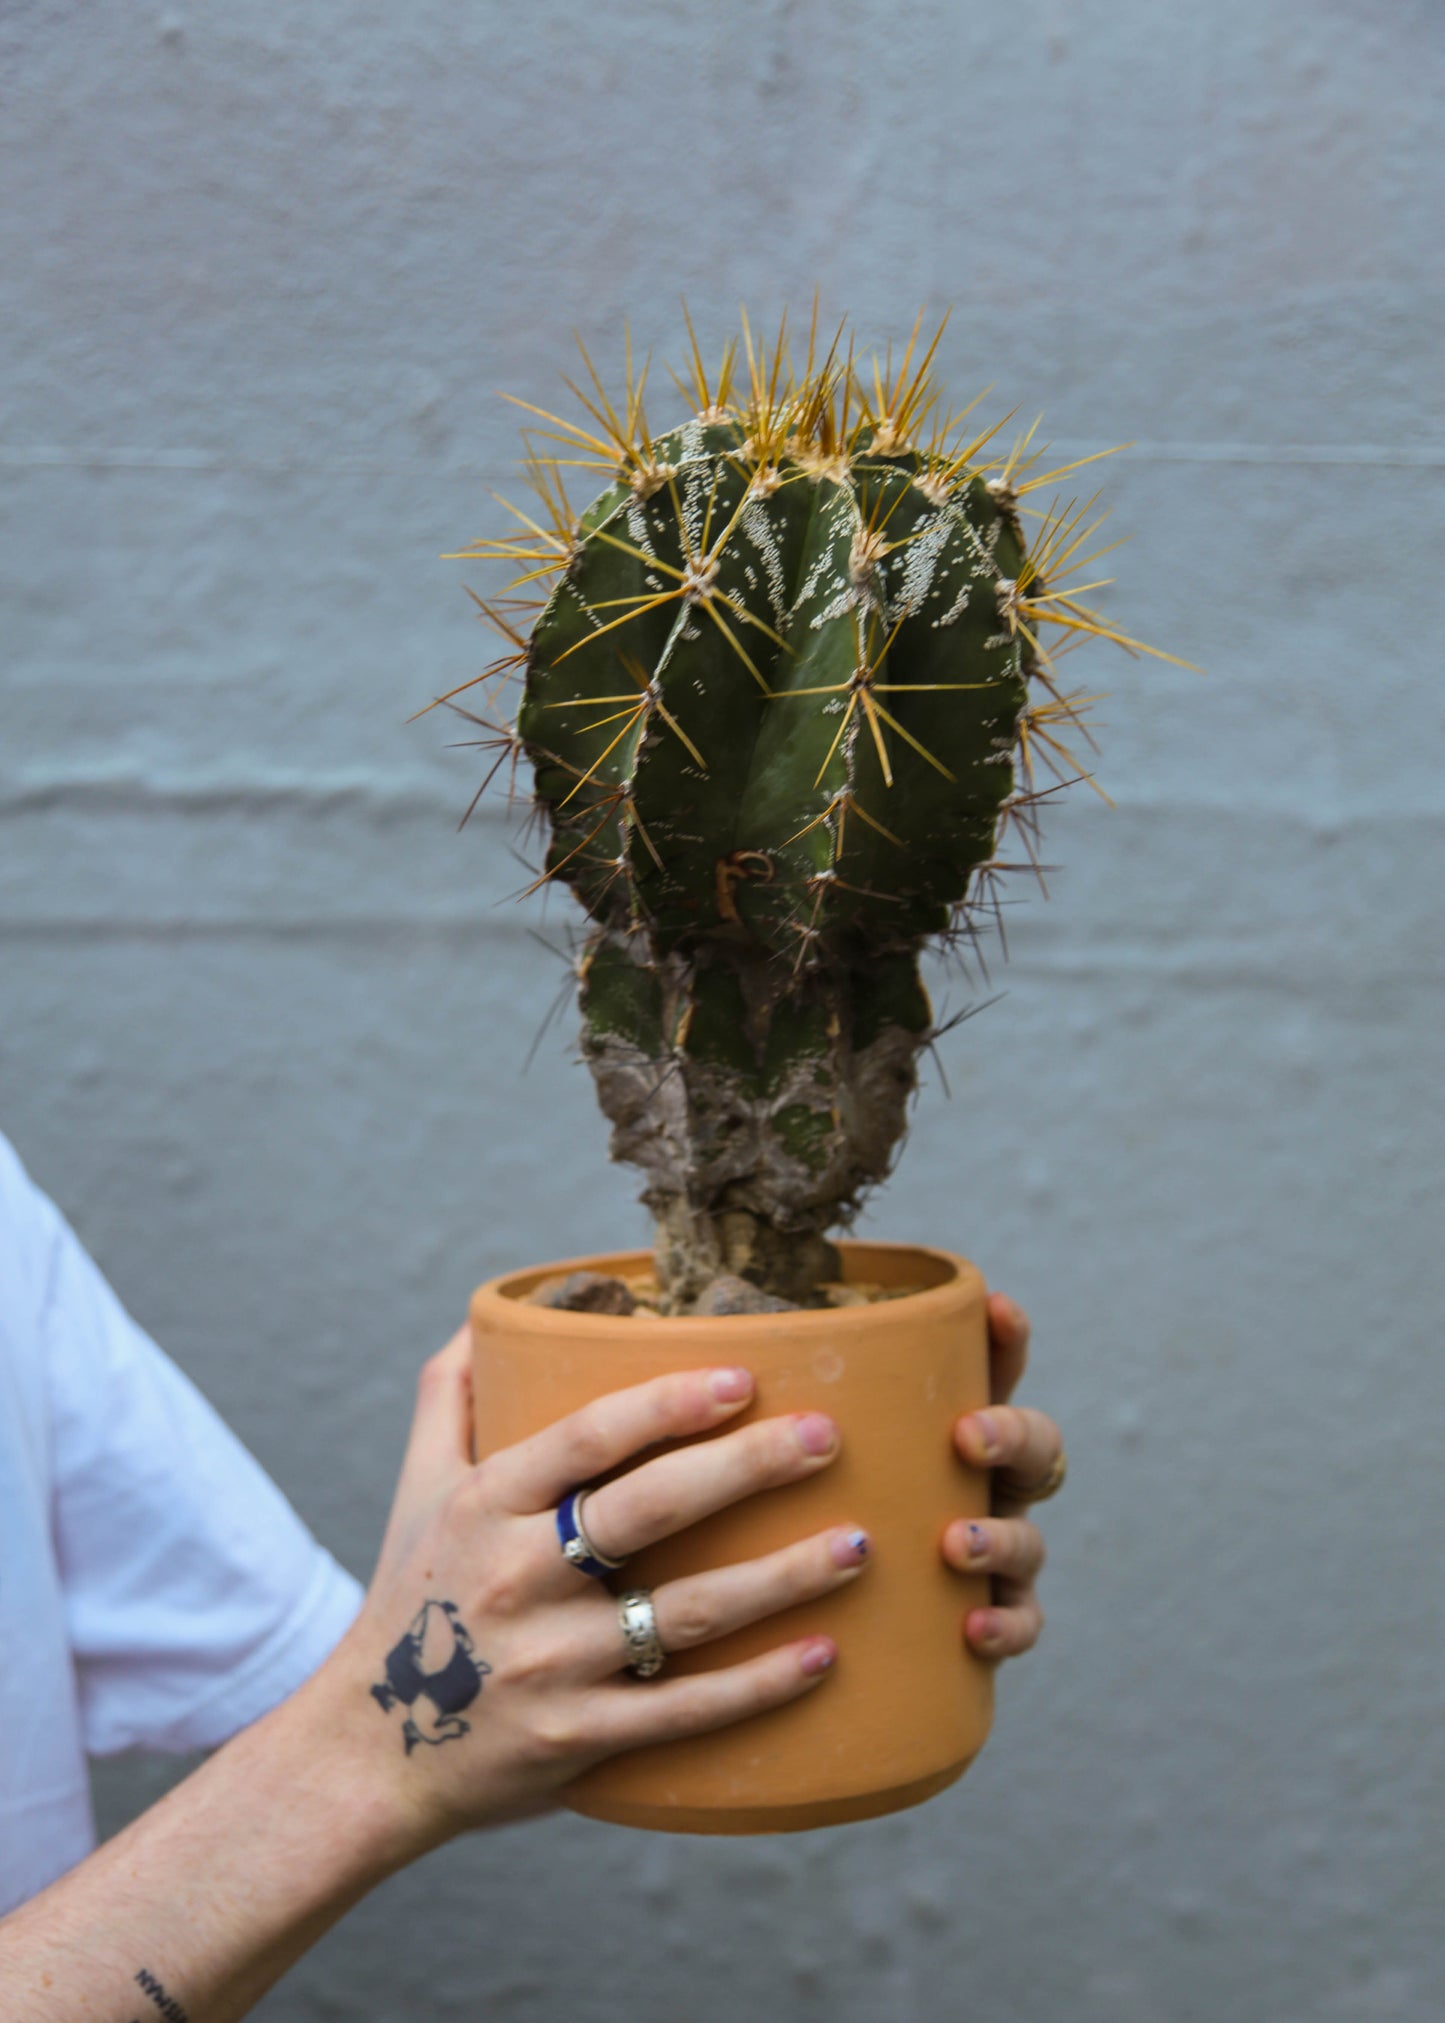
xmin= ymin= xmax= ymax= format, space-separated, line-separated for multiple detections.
xmin=648 ymin=1201 xmax=843 ymax=1313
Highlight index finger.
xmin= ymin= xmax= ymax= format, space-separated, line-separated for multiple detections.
xmin=481 ymin=1366 xmax=756 ymax=1513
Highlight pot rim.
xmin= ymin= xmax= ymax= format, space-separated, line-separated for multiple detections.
xmin=471 ymin=1239 xmax=979 ymax=1334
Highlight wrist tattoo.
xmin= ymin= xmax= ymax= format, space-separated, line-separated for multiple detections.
xmin=134 ymin=1967 xmax=189 ymax=2022
xmin=370 ymin=1599 xmax=490 ymax=1754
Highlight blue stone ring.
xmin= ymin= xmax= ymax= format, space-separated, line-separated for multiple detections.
xmin=556 ymin=1489 xmax=627 ymax=1580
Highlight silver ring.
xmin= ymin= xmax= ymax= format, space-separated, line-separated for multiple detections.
xmin=567 ymin=1488 xmax=628 ymax=1574
xmin=617 ymin=1589 xmax=665 ymax=1679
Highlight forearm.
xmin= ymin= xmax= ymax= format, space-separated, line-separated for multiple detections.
xmin=0 ymin=1667 xmax=424 ymax=2023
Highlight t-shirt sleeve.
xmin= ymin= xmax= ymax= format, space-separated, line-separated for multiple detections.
xmin=34 ymin=1182 xmax=364 ymax=1756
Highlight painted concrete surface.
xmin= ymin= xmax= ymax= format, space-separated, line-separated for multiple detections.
xmin=3 ymin=3 xmax=1442 ymax=2017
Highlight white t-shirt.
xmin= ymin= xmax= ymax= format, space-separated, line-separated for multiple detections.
xmin=0 ymin=1133 xmax=363 ymax=1914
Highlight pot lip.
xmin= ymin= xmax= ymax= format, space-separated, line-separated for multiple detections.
xmin=471 ymin=1239 xmax=982 ymax=1333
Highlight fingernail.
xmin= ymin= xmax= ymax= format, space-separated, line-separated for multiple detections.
xmin=970 ymin=1610 xmax=1002 ymax=1650
xmin=973 ymin=1412 xmax=1002 ymax=1459
xmin=795 ymin=1412 xmax=838 ymax=1457
xmin=964 ymin=1522 xmax=990 ymax=1562
xmin=709 ymin=1367 xmax=753 ymax=1402
xmin=800 ymin=1638 xmax=836 ymax=1676
xmin=830 ymin=1527 xmax=870 ymax=1568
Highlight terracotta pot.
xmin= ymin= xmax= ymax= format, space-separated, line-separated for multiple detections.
xmin=469 ymin=1239 xmax=993 ymax=1835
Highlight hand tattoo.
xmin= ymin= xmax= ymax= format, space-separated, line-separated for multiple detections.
xmin=370 ymin=1599 xmax=490 ymax=1754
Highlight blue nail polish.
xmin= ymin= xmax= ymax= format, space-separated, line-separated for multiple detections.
xmin=967 ymin=1523 xmax=989 ymax=1560
xmin=847 ymin=1528 xmax=870 ymax=1560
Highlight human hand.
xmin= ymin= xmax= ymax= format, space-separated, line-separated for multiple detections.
xmin=943 ymin=1293 xmax=1061 ymax=1662
xmin=322 ymin=1326 xmax=868 ymax=1858
xmin=0 ymin=1332 xmax=867 ymax=2019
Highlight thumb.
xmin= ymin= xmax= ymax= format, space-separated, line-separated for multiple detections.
xmin=367 ymin=1328 xmax=475 ymax=1594
xmin=398 ymin=1325 xmax=476 ymax=1491
xmin=986 ymin=1292 xmax=1030 ymax=1404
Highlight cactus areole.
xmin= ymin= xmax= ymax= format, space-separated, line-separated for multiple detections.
xmin=441 ymin=311 xmax=1175 ymax=1312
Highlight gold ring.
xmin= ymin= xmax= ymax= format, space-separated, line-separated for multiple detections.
xmin=1020 ymin=1448 xmax=1068 ymax=1503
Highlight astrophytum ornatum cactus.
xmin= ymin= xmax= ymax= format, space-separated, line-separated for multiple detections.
xmin=436 ymin=311 xmax=1180 ymax=1310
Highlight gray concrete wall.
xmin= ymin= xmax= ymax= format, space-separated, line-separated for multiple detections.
xmin=4 ymin=2 xmax=1441 ymax=2017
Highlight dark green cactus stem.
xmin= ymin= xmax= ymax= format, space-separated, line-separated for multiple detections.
xmin=445 ymin=315 xmax=1170 ymax=1309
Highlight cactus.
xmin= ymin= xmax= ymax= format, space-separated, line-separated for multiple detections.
xmin=436 ymin=310 xmax=1181 ymax=1311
